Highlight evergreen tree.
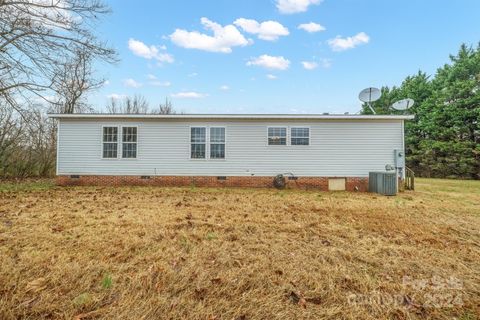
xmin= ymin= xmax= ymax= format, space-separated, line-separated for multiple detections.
xmin=425 ymin=44 xmax=480 ymax=178
xmin=361 ymin=44 xmax=480 ymax=179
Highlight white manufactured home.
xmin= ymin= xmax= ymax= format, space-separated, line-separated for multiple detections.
xmin=49 ymin=113 xmax=413 ymax=191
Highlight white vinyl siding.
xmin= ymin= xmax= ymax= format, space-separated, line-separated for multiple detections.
xmin=57 ymin=119 xmax=404 ymax=177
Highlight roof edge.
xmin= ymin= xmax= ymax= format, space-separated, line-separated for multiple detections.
xmin=47 ymin=113 xmax=414 ymax=120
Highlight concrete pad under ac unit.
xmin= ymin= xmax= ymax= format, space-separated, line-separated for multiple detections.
xmin=328 ymin=178 xmax=346 ymax=191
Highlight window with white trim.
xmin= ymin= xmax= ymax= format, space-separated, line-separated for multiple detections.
xmin=291 ymin=127 xmax=310 ymax=145
xmin=122 ymin=127 xmax=137 ymax=158
xmin=191 ymin=127 xmax=206 ymax=159
xmin=210 ymin=127 xmax=225 ymax=159
xmin=102 ymin=127 xmax=118 ymax=158
xmin=268 ymin=127 xmax=287 ymax=145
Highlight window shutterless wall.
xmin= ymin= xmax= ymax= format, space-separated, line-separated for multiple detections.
xmin=189 ymin=126 xmax=227 ymax=161
xmin=266 ymin=126 xmax=311 ymax=146
xmin=57 ymin=119 xmax=403 ymax=177
xmin=102 ymin=124 xmax=306 ymax=162
xmin=100 ymin=125 xmax=138 ymax=160
xmin=121 ymin=126 xmax=138 ymax=159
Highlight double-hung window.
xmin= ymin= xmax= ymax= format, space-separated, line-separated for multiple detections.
xmin=268 ymin=127 xmax=287 ymax=145
xmin=191 ymin=127 xmax=206 ymax=159
xmin=210 ymin=127 xmax=225 ymax=159
xmin=122 ymin=127 xmax=137 ymax=158
xmin=291 ymin=127 xmax=310 ymax=145
xmin=102 ymin=127 xmax=118 ymax=158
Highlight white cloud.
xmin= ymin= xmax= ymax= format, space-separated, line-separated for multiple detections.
xmin=266 ymin=74 xmax=278 ymax=80
xmin=298 ymin=22 xmax=326 ymax=33
xmin=107 ymin=93 xmax=127 ymax=100
xmin=220 ymin=85 xmax=230 ymax=91
xmin=128 ymin=39 xmax=156 ymax=59
xmin=301 ymin=61 xmax=318 ymax=70
xmin=128 ymin=38 xmax=174 ymax=63
xmin=234 ymin=18 xmax=289 ymax=41
xmin=171 ymin=91 xmax=208 ymax=99
xmin=170 ymin=17 xmax=250 ymax=53
xmin=188 ymin=72 xmax=198 ymax=77
xmin=328 ymin=32 xmax=370 ymax=51
xmin=301 ymin=59 xmax=332 ymax=70
xmin=103 ymin=80 xmax=110 ymax=86
xmin=156 ymin=53 xmax=174 ymax=64
xmin=146 ymin=74 xmax=170 ymax=86
xmin=276 ymin=0 xmax=322 ymax=14
xmin=320 ymin=58 xmax=332 ymax=68
xmin=150 ymin=81 xmax=171 ymax=87
xmin=247 ymin=55 xmax=290 ymax=70
xmin=123 ymin=78 xmax=142 ymax=88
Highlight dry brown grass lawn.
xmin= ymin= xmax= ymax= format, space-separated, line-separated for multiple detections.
xmin=0 ymin=179 xmax=479 ymax=319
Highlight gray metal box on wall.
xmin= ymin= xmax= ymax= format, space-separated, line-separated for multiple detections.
xmin=369 ymin=172 xmax=398 ymax=196
xmin=394 ymin=149 xmax=405 ymax=168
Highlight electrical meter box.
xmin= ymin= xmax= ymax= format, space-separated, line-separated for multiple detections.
xmin=394 ymin=149 xmax=405 ymax=168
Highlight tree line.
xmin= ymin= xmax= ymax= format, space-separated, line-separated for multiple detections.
xmin=361 ymin=44 xmax=480 ymax=179
xmin=0 ymin=1 xmax=176 ymax=178
xmin=0 ymin=95 xmax=176 ymax=177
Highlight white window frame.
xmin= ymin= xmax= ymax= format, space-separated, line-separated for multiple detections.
xmin=209 ymin=126 xmax=226 ymax=160
xmin=121 ymin=125 xmax=138 ymax=159
xmin=190 ymin=126 xmax=207 ymax=160
xmin=102 ymin=125 xmax=119 ymax=159
xmin=267 ymin=126 xmax=288 ymax=146
xmin=290 ymin=127 xmax=310 ymax=146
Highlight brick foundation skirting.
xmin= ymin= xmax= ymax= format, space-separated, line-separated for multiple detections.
xmin=56 ymin=175 xmax=369 ymax=191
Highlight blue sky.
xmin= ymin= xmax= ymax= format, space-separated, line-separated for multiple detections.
xmin=91 ymin=0 xmax=480 ymax=114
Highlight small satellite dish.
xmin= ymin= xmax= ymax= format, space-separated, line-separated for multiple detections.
xmin=358 ymin=87 xmax=381 ymax=114
xmin=359 ymin=87 xmax=381 ymax=103
xmin=391 ymin=98 xmax=414 ymax=111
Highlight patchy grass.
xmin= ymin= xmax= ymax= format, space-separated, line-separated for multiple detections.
xmin=0 ymin=179 xmax=54 ymax=193
xmin=0 ymin=179 xmax=479 ymax=319
xmin=100 ymin=274 xmax=113 ymax=290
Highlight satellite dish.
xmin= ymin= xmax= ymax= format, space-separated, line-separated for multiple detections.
xmin=359 ymin=87 xmax=381 ymax=103
xmin=358 ymin=87 xmax=381 ymax=114
xmin=391 ymin=98 xmax=414 ymax=111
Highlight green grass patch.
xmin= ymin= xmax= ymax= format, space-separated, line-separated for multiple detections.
xmin=73 ymin=292 xmax=92 ymax=306
xmin=0 ymin=179 xmax=55 ymax=192
xmin=205 ymin=232 xmax=217 ymax=240
xmin=101 ymin=274 xmax=113 ymax=289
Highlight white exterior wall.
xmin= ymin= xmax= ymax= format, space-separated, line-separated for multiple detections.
xmin=57 ymin=119 xmax=404 ymax=177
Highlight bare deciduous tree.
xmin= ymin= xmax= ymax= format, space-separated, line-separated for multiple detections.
xmin=52 ymin=49 xmax=101 ymax=113
xmin=0 ymin=104 xmax=23 ymax=175
xmin=0 ymin=102 xmax=56 ymax=177
xmin=0 ymin=0 xmax=116 ymax=114
xmin=156 ymin=97 xmax=176 ymax=114
xmin=106 ymin=96 xmax=180 ymax=114
xmin=106 ymin=94 xmax=149 ymax=114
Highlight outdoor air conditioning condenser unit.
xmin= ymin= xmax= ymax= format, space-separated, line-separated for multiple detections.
xmin=368 ymin=172 xmax=397 ymax=196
